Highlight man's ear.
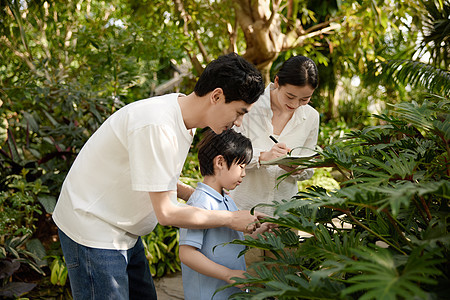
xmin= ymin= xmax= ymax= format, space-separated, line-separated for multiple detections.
xmin=210 ymin=88 xmax=224 ymax=104
xmin=273 ymin=76 xmax=280 ymax=88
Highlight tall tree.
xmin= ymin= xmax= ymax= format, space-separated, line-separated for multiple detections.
xmin=140 ymin=0 xmax=426 ymax=118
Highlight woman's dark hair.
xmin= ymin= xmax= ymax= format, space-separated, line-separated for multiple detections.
xmin=194 ymin=53 xmax=265 ymax=104
xmin=276 ymin=55 xmax=319 ymax=89
xmin=197 ymin=128 xmax=253 ymax=176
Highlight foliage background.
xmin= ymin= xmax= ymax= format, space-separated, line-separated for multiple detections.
xmin=0 ymin=0 xmax=448 ymax=298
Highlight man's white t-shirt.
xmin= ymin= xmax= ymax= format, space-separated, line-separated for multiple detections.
xmin=52 ymin=93 xmax=194 ymax=250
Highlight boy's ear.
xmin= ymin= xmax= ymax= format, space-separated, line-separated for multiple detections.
xmin=213 ymin=155 xmax=225 ymax=170
xmin=210 ymin=88 xmax=224 ymax=104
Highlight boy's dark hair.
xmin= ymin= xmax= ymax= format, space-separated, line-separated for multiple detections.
xmin=276 ymin=55 xmax=319 ymax=89
xmin=194 ymin=53 xmax=265 ymax=104
xmin=197 ymin=129 xmax=253 ymax=177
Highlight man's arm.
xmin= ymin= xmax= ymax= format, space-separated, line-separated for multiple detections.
xmin=179 ymin=245 xmax=246 ymax=286
xmin=176 ymin=181 xmax=195 ymax=201
xmin=149 ymin=191 xmax=263 ymax=234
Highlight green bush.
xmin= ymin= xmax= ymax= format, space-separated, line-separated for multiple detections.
xmin=0 ymin=173 xmax=49 ymax=298
xmin=0 ymin=1 xmax=188 ymax=294
xmin=227 ymin=98 xmax=449 ymax=299
xmin=297 ymin=167 xmax=340 ymax=193
xmin=141 ymin=225 xmax=182 ymax=278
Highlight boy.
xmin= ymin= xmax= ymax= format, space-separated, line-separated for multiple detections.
xmin=52 ymin=53 xmax=265 ymax=299
xmin=179 ymin=129 xmax=273 ymax=300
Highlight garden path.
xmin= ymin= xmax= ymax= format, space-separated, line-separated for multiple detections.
xmin=154 ymin=271 xmax=184 ymax=300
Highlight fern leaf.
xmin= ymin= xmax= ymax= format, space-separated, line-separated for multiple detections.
xmin=342 ymin=246 xmax=444 ymax=299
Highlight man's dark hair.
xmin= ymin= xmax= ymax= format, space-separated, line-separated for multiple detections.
xmin=276 ymin=55 xmax=319 ymax=89
xmin=197 ymin=128 xmax=253 ymax=176
xmin=194 ymin=53 xmax=265 ymax=104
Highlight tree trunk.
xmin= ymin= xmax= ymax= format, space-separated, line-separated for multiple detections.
xmin=231 ymin=0 xmax=341 ymax=84
xmin=232 ymin=0 xmax=283 ymax=83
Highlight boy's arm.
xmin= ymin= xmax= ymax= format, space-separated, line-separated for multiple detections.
xmin=149 ymin=191 xmax=264 ymax=234
xmin=176 ymin=181 xmax=195 ymax=201
xmin=179 ymin=245 xmax=246 ymax=285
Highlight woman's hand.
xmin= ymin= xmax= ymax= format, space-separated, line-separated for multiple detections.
xmin=260 ymin=143 xmax=291 ymax=162
xmin=278 ymin=164 xmax=304 ymax=175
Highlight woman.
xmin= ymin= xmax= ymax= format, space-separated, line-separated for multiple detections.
xmin=230 ymin=55 xmax=319 ymax=215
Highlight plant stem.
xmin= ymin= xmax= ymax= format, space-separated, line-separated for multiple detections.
xmin=334 ymin=164 xmax=351 ymax=181
xmin=435 ymin=129 xmax=450 ymax=176
xmin=345 ymin=212 xmax=406 ymax=255
xmin=413 ymin=197 xmax=429 ymax=225
xmin=381 ymin=209 xmax=414 ymax=248
xmin=325 ymin=205 xmax=407 ymax=255
xmin=419 ymin=195 xmax=432 ymax=221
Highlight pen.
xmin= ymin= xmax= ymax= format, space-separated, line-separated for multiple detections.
xmin=269 ymin=135 xmax=279 ymax=143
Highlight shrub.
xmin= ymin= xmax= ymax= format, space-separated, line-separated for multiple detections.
xmin=228 ymin=98 xmax=449 ymax=299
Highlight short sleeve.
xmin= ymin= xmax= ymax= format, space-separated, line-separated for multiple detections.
xmin=179 ymin=193 xmax=209 ymax=249
xmin=179 ymin=228 xmax=205 ymax=249
xmin=128 ymin=124 xmax=179 ymax=192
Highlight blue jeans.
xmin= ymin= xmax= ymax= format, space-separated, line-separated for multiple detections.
xmin=58 ymin=229 xmax=157 ymax=300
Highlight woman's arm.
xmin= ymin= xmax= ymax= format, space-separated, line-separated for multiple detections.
xmin=278 ymin=111 xmax=319 ymax=180
xmin=179 ymin=245 xmax=246 ymax=285
xmin=259 ymin=143 xmax=290 ymax=162
xmin=243 ymin=148 xmax=264 ymax=170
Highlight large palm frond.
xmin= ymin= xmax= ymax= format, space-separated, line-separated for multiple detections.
xmin=379 ymin=59 xmax=450 ymax=96
xmin=418 ymin=0 xmax=450 ymax=68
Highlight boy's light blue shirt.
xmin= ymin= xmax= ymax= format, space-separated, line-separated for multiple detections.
xmin=180 ymin=182 xmax=246 ymax=300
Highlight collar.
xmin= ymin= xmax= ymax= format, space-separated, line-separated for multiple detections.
xmin=196 ymin=182 xmax=229 ymax=203
xmin=252 ymin=84 xmax=273 ymax=113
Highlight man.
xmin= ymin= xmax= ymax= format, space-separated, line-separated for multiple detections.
xmin=52 ymin=53 xmax=265 ymax=299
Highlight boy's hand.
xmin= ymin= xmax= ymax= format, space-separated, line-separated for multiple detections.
xmin=229 ymin=210 xmax=261 ymax=234
xmin=226 ymin=269 xmax=248 ymax=288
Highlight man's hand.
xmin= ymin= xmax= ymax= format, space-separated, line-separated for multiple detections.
xmin=150 ymin=191 xmax=270 ymax=232
xmin=251 ymin=222 xmax=278 ymax=238
xmin=229 ymin=210 xmax=261 ymax=234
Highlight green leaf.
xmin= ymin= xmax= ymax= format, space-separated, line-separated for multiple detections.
xmin=38 ymin=195 xmax=57 ymax=214
xmin=342 ymin=246 xmax=444 ymax=299
xmin=0 ymin=282 xmax=37 ymax=298
xmin=22 ymin=111 xmax=39 ymax=133
xmin=26 ymin=238 xmax=47 ymax=267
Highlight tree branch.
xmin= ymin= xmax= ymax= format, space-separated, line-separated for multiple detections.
xmin=264 ymin=0 xmax=281 ymax=30
xmin=302 ymin=16 xmax=344 ymax=35
xmin=183 ymin=45 xmax=204 ymax=75
xmin=0 ymin=36 xmax=42 ymax=78
xmin=174 ymin=0 xmax=209 ymax=64
xmin=289 ymin=22 xmax=341 ymax=50
xmin=174 ymin=0 xmax=190 ymax=35
xmin=226 ymin=19 xmax=238 ymax=54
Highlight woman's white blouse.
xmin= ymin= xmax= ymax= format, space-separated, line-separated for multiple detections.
xmin=230 ymin=83 xmax=320 ymax=215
